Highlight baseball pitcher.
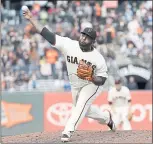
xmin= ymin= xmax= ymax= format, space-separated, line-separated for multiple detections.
xmin=22 ymin=6 xmax=116 ymax=142
xmin=108 ymin=77 xmax=132 ymax=130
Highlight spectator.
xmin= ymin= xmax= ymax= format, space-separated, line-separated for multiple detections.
xmin=55 ymin=57 xmax=63 ymax=80
xmin=127 ymin=16 xmax=140 ymax=34
xmin=39 ymin=57 xmax=52 ymax=78
xmin=124 ymin=6 xmax=133 ymax=22
xmin=45 ymin=48 xmax=59 ymax=79
xmin=1 ymin=1 xmax=152 ymax=91
xmin=121 ymin=40 xmax=138 ymax=57
xmin=142 ymin=28 xmax=152 ymax=49
xmin=84 ymin=3 xmax=92 ymax=21
xmin=29 ymin=41 xmax=40 ymax=75
xmin=28 ymin=72 xmax=37 ymax=90
xmin=127 ymin=76 xmax=138 ymax=90
xmin=39 ymin=8 xmax=49 ymax=24
xmin=8 ymin=82 xmax=16 ymax=92
xmin=104 ymin=18 xmax=116 ymax=44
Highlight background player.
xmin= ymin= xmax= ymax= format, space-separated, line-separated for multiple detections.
xmin=22 ymin=5 xmax=116 ymax=142
xmin=108 ymin=77 xmax=132 ymax=130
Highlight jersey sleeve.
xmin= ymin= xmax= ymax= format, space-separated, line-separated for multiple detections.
xmin=53 ymin=35 xmax=70 ymax=55
xmin=107 ymin=89 xmax=113 ymax=102
xmin=95 ymin=56 xmax=108 ymax=78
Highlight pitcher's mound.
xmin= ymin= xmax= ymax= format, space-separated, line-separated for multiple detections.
xmin=2 ymin=130 xmax=152 ymax=143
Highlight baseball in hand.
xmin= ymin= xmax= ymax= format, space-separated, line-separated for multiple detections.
xmin=21 ymin=6 xmax=29 ymax=12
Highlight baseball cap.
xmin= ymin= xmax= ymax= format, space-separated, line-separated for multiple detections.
xmin=81 ymin=27 xmax=97 ymax=40
xmin=115 ymin=77 xmax=122 ymax=84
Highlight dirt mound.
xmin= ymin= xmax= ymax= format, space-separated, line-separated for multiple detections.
xmin=2 ymin=130 xmax=152 ymax=143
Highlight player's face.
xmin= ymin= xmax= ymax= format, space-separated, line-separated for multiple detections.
xmin=115 ymin=83 xmax=122 ymax=91
xmin=79 ymin=33 xmax=92 ymax=46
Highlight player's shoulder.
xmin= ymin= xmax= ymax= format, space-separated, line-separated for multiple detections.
xmin=94 ymin=48 xmax=104 ymax=56
xmin=122 ymin=86 xmax=130 ymax=92
xmin=67 ymin=38 xmax=79 ymax=47
xmin=56 ymin=34 xmax=79 ymax=47
xmin=108 ymin=86 xmax=116 ymax=92
xmin=94 ymin=48 xmax=105 ymax=60
xmin=56 ymin=34 xmax=75 ymax=42
xmin=64 ymin=36 xmax=78 ymax=44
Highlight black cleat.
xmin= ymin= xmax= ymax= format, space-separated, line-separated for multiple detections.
xmin=61 ymin=134 xmax=70 ymax=142
xmin=107 ymin=110 xmax=116 ymax=132
xmin=61 ymin=131 xmax=73 ymax=142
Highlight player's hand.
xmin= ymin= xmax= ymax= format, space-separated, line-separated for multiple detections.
xmin=22 ymin=6 xmax=32 ymax=20
xmin=128 ymin=112 xmax=133 ymax=121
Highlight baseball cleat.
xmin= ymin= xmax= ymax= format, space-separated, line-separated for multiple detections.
xmin=61 ymin=131 xmax=73 ymax=142
xmin=61 ymin=134 xmax=70 ymax=142
xmin=107 ymin=110 xmax=116 ymax=132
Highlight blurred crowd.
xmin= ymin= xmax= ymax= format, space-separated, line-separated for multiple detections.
xmin=1 ymin=1 xmax=152 ymax=92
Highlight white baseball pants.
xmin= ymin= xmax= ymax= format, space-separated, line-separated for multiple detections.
xmin=112 ymin=106 xmax=132 ymax=130
xmin=62 ymin=84 xmax=110 ymax=135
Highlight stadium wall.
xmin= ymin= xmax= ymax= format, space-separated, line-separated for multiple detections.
xmin=1 ymin=91 xmax=152 ymax=136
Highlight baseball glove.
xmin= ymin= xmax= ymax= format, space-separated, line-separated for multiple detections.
xmin=77 ymin=60 xmax=94 ymax=81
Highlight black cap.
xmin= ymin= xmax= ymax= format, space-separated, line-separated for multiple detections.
xmin=81 ymin=27 xmax=97 ymax=40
